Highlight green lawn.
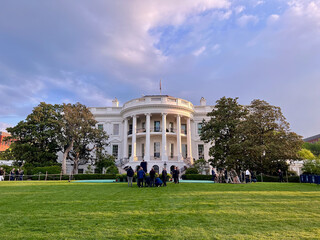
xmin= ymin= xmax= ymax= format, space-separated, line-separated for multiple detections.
xmin=0 ymin=181 xmax=319 ymax=240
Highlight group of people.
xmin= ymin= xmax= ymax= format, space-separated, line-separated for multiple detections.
xmin=0 ymin=167 xmax=24 ymax=181
xmin=126 ymin=165 xmax=180 ymax=188
xmin=211 ymin=168 xmax=257 ymax=184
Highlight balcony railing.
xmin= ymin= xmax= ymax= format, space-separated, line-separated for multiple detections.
xmin=128 ymin=128 xmax=186 ymax=135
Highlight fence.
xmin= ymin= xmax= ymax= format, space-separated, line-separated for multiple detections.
xmin=300 ymin=175 xmax=320 ymax=184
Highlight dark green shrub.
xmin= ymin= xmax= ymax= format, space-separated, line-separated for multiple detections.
xmin=32 ymin=166 xmax=61 ymax=175
xmin=185 ymin=168 xmax=199 ymax=174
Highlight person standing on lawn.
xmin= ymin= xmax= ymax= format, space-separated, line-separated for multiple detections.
xmin=0 ymin=167 xmax=4 ymax=181
xmin=10 ymin=168 xmax=15 ymax=181
xmin=173 ymin=166 xmax=180 ymax=184
xmin=278 ymin=169 xmax=284 ymax=183
xmin=211 ymin=168 xmax=216 ymax=182
xmin=245 ymin=169 xmax=251 ymax=183
xmin=149 ymin=167 xmax=156 ymax=187
xmin=126 ymin=166 xmax=134 ymax=187
xmin=137 ymin=167 xmax=145 ymax=188
xmin=161 ymin=168 xmax=167 ymax=186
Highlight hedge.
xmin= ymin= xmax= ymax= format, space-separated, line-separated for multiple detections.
xmin=32 ymin=166 xmax=61 ymax=175
xmin=256 ymin=175 xmax=300 ymax=183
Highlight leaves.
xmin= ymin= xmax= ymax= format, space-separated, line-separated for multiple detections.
xmin=201 ymin=97 xmax=303 ymax=174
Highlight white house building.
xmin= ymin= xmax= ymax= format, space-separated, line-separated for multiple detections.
xmin=82 ymin=95 xmax=214 ymax=174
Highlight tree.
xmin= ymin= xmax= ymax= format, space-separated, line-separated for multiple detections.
xmin=60 ymin=103 xmax=108 ymax=174
xmin=95 ymin=152 xmax=118 ymax=174
xmin=200 ymin=97 xmax=247 ymax=170
xmin=6 ymin=102 xmax=62 ymax=167
xmin=194 ymin=159 xmax=209 ymax=174
xmin=298 ymin=149 xmax=316 ymax=160
xmin=302 ymin=159 xmax=320 ymax=175
xmin=0 ymin=148 xmax=15 ymax=160
xmin=302 ymin=141 xmax=320 ymax=158
xmin=239 ymin=99 xmax=303 ymax=174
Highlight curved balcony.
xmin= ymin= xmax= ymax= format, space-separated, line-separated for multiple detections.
xmin=121 ymin=95 xmax=194 ymax=116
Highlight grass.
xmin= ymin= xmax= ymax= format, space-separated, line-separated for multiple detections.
xmin=0 ymin=181 xmax=319 ymax=240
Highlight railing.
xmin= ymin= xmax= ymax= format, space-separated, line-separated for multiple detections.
xmin=136 ymin=128 xmax=146 ymax=133
xmin=116 ymin=158 xmax=130 ymax=167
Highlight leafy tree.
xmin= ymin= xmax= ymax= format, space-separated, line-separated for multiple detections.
xmin=6 ymin=102 xmax=62 ymax=167
xmin=95 ymin=152 xmax=117 ymax=174
xmin=239 ymin=99 xmax=303 ymax=174
xmin=298 ymin=149 xmax=316 ymax=160
xmin=302 ymin=159 xmax=320 ymax=175
xmin=194 ymin=159 xmax=209 ymax=174
xmin=60 ymin=103 xmax=108 ymax=174
xmin=302 ymin=141 xmax=320 ymax=157
xmin=0 ymin=148 xmax=15 ymax=160
xmin=200 ymin=97 xmax=247 ymax=170
xmin=185 ymin=167 xmax=199 ymax=174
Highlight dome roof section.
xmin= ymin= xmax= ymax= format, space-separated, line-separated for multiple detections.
xmin=121 ymin=95 xmax=194 ymax=117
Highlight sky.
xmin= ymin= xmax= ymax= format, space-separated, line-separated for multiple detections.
xmin=0 ymin=0 xmax=319 ymax=138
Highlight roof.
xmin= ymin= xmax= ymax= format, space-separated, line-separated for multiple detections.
xmin=303 ymin=134 xmax=320 ymax=142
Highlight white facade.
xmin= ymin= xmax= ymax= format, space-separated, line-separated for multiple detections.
xmin=88 ymin=95 xmax=214 ymax=174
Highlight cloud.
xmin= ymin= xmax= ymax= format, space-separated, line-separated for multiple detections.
xmin=193 ymin=46 xmax=206 ymax=56
xmin=0 ymin=122 xmax=12 ymax=132
xmin=237 ymin=14 xmax=259 ymax=27
xmin=267 ymin=14 xmax=280 ymax=25
xmin=235 ymin=5 xmax=245 ymax=14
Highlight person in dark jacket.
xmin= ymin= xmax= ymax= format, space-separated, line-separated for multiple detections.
xmin=278 ymin=169 xmax=284 ymax=183
xmin=15 ymin=168 xmax=20 ymax=181
xmin=137 ymin=167 xmax=145 ymax=187
xmin=211 ymin=169 xmax=216 ymax=182
xmin=155 ymin=177 xmax=163 ymax=187
xmin=126 ymin=167 xmax=134 ymax=187
xmin=161 ymin=168 xmax=167 ymax=186
xmin=149 ymin=168 xmax=156 ymax=187
xmin=10 ymin=168 xmax=15 ymax=181
xmin=173 ymin=167 xmax=180 ymax=184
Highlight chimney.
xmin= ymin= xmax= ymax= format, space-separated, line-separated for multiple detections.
xmin=200 ymin=97 xmax=206 ymax=106
xmin=112 ymin=97 xmax=119 ymax=107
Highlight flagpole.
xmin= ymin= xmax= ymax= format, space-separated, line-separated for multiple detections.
xmin=160 ymin=79 xmax=162 ymax=95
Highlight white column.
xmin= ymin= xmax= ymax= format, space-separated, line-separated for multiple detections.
xmin=131 ymin=115 xmax=138 ymax=161
xmin=145 ymin=113 xmax=151 ymax=161
xmin=123 ymin=118 xmax=128 ymax=159
xmin=177 ymin=115 xmax=182 ymax=161
xmin=187 ymin=117 xmax=193 ymax=164
xmin=162 ymin=113 xmax=168 ymax=161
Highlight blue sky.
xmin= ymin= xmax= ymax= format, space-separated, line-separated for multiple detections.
xmin=0 ymin=0 xmax=320 ymax=138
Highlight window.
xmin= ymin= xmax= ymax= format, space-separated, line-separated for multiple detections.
xmin=170 ymin=143 xmax=174 ymax=158
xmin=113 ymin=124 xmax=119 ymax=135
xmin=128 ymin=124 xmax=133 ymax=135
xmin=98 ymin=124 xmax=103 ymax=130
xmin=154 ymin=121 xmax=160 ymax=132
xmin=128 ymin=145 xmax=132 ymax=158
xmin=181 ymin=124 xmax=187 ymax=134
xmin=112 ymin=145 xmax=119 ymax=158
xmin=169 ymin=122 xmax=174 ymax=132
xmin=78 ymin=169 xmax=84 ymax=174
xmin=154 ymin=142 xmax=160 ymax=158
xmin=182 ymin=144 xmax=187 ymax=159
xmin=142 ymin=143 xmax=145 ymax=158
xmin=198 ymin=123 xmax=203 ymax=135
xmin=142 ymin=122 xmax=145 ymax=130
xmin=198 ymin=144 xmax=204 ymax=159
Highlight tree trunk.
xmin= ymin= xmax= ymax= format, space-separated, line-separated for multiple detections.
xmin=72 ymin=152 xmax=80 ymax=175
xmin=62 ymin=140 xmax=73 ymax=174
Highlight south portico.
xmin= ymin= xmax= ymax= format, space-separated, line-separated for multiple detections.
xmin=122 ymin=111 xmax=193 ymax=173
